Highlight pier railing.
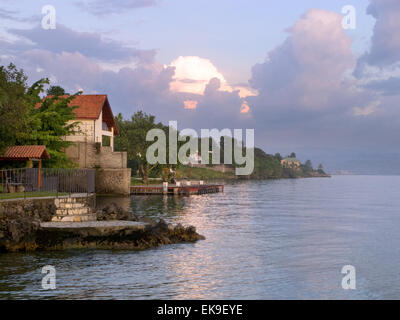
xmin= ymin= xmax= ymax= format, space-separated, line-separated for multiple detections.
xmin=0 ymin=168 xmax=95 ymax=199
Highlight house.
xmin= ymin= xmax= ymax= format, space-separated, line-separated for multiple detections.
xmin=281 ymin=157 xmax=301 ymax=169
xmin=189 ymin=151 xmax=203 ymax=165
xmin=37 ymin=94 xmax=118 ymax=151
xmin=36 ymin=94 xmax=131 ymax=195
xmin=37 ymin=94 xmax=126 ymax=169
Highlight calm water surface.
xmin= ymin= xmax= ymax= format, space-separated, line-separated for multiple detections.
xmin=1 ymin=175 xmax=400 ymax=299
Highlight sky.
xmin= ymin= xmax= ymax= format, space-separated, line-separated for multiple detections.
xmin=1 ymin=0 xmax=400 ymax=171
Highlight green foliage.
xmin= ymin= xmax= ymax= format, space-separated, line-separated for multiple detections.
xmin=114 ymin=111 xmax=171 ymax=183
xmin=47 ymin=85 xmax=68 ymax=96
xmin=177 ymin=166 xmax=234 ymax=180
xmin=301 ymin=159 xmax=313 ymax=175
xmin=0 ymin=63 xmax=80 ymax=168
xmin=18 ymin=93 xmax=81 ymax=168
xmin=0 ymin=64 xmax=31 ymax=153
xmin=250 ymin=148 xmax=282 ymax=179
xmin=274 ymin=153 xmax=282 ymax=161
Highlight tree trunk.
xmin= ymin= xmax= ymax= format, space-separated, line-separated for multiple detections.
xmin=139 ymin=163 xmax=149 ymax=184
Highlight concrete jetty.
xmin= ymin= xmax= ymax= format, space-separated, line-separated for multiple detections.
xmin=131 ymin=184 xmax=224 ymax=195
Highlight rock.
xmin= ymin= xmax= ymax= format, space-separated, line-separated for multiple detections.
xmin=1 ymin=199 xmax=205 ymax=253
xmin=96 ymin=203 xmax=135 ymax=221
xmin=16 ymin=185 xmax=25 ymax=193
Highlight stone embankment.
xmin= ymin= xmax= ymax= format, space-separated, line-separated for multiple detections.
xmin=0 ymin=198 xmax=204 ymax=252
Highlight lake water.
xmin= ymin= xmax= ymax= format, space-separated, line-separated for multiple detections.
xmin=1 ymin=175 xmax=400 ymax=299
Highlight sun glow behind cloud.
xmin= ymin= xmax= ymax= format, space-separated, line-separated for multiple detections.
xmin=184 ymin=100 xmax=198 ymax=109
xmin=169 ymin=56 xmax=256 ymax=98
xmin=169 ymin=56 xmax=255 ymax=113
xmin=240 ymin=100 xmax=251 ymax=113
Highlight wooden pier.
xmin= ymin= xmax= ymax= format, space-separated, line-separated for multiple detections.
xmin=130 ymin=184 xmax=224 ymax=196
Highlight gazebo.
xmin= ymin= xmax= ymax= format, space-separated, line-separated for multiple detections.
xmin=0 ymin=145 xmax=50 ymax=166
xmin=0 ymin=146 xmax=50 ymax=189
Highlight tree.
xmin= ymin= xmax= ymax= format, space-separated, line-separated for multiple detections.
xmin=114 ymin=111 xmax=169 ymax=183
xmin=274 ymin=153 xmax=282 ymax=161
xmin=0 ymin=63 xmax=80 ymax=167
xmin=0 ymin=64 xmax=31 ymax=153
xmin=47 ymin=85 xmax=67 ymax=96
xmin=305 ymin=160 xmax=313 ymax=169
xmin=18 ymin=93 xmax=81 ymax=167
xmin=317 ymin=163 xmax=325 ymax=174
xmin=251 ymin=148 xmax=282 ymax=179
xmin=290 ymin=152 xmax=297 ymax=158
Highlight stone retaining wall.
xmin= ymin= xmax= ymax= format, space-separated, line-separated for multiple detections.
xmin=95 ymin=168 xmax=131 ymax=195
xmin=0 ymin=198 xmax=56 ymax=222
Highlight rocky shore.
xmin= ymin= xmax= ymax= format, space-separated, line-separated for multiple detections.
xmin=0 ymin=200 xmax=205 ymax=253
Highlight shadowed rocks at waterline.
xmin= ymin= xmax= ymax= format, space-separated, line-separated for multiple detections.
xmin=0 ymin=202 xmax=205 ymax=252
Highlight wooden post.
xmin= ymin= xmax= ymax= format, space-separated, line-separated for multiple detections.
xmin=38 ymin=159 xmax=42 ymax=189
xmin=163 ymin=182 xmax=168 ymax=195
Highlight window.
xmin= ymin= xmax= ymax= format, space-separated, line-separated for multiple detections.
xmin=102 ymin=121 xmax=110 ymax=131
xmin=102 ymin=135 xmax=111 ymax=147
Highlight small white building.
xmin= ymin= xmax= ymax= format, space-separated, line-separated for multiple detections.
xmin=62 ymin=94 xmax=118 ymax=151
xmin=189 ymin=151 xmax=203 ymax=165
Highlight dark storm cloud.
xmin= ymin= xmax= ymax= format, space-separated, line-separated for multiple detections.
xmin=8 ymin=24 xmax=156 ymax=63
xmin=363 ymin=77 xmax=400 ymax=96
xmin=354 ymin=0 xmax=400 ymax=78
xmin=246 ymin=9 xmax=399 ymax=151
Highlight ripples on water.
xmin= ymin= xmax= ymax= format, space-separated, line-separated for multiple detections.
xmin=1 ymin=176 xmax=400 ymax=299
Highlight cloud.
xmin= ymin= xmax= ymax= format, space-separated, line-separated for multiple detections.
xmin=8 ymin=24 xmax=155 ymax=63
xmin=240 ymin=101 xmax=250 ymax=114
xmin=75 ymin=0 xmax=158 ymax=16
xmin=249 ymin=9 xmax=355 ymax=111
xmin=358 ymin=0 xmax=400 ymax=68
xmin=169 ymin=55 xmax=256 ymax=99
xmin=169 ymin=56 xmax=229 ymax=95
xmin=3 ymin=6 xmax=400 ymax=153
xmin=11 ymin=48 xmax=248 ymax=130
xmin=183 ymin=100 xmax=198 ymax=110
xmin=0 ymin=8 xmax=18 ymax=20
xmin=354 ymin=0 xmax=400 ymax=96
xmin=244 ymin=8 xmax=400 ymax=151
xmin=353 ymin=100 xmax=381 ymax=116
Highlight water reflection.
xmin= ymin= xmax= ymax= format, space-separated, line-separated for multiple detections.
xmin=2 ymin=176 xmax=400 ymax=299
xmin=96 ymin=196 xmax=131 ymax=212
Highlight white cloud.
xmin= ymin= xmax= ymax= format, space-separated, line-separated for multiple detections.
xmin=168 ymin=55 xmax=255 ymax=98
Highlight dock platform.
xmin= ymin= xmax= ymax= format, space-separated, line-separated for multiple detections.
xmin=130 ymin=184 xmax=224 ymax=195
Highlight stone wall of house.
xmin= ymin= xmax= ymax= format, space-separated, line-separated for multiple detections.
xmin=65 ymin=142 xmax=127 ymax=169
xmin=95 ymin=168 xmax=131 ymax=195
xmin=65 ymin=120 xmax=96 ymax=143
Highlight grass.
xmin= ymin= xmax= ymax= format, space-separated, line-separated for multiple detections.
xmin=176 ymin=166 xmax=235 ymax=180
xmin=131 ymin=177 xmax=162 ymax=185
xmin=0 ymin=191 xmax=68 ymax=201
xmin=130 ymin=166 xmax=235 ymax=186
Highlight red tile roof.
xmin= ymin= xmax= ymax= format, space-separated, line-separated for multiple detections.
xmin=36 ymin=94 xmax=119 ymax=135
xmin=0 ymin=146 xmax=50 ymax=161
